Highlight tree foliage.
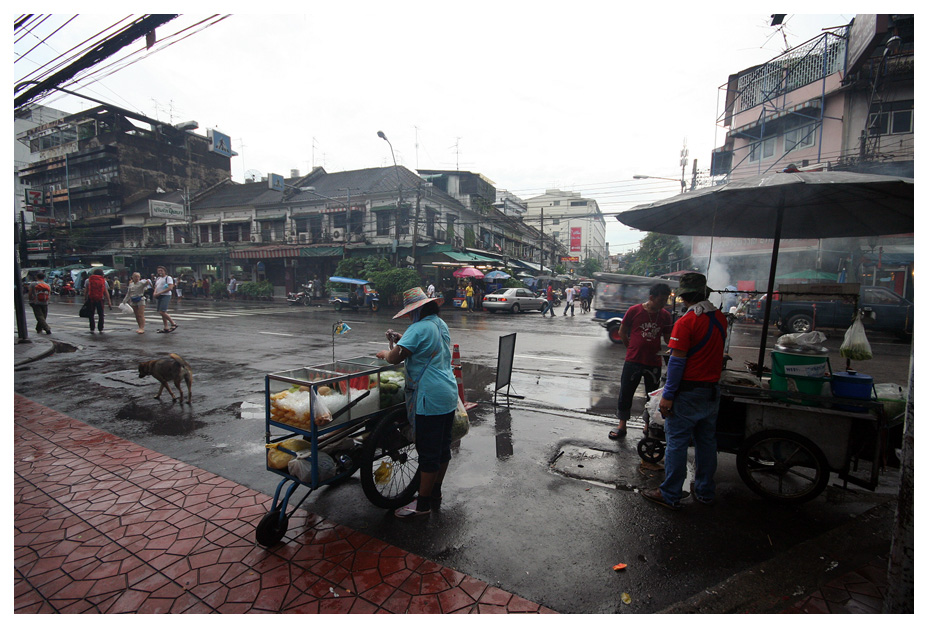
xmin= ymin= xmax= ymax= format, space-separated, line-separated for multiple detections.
xmin=624 ymin=233 xmax=685 ymax=276
xmin=579 ymin=257 xmax=603 ymax=277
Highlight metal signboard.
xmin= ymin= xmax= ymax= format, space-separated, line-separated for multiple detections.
xmin=149 ymin=200 xmax=185 ymax=220
xmin=570 ymin=227 xmax=582 ymax=252
xmin=207 ymin=128 xmax=233 ymax=158
xmin=268 ymin=173 xmax=285 ymax=192
xmin=25 ymin=189 xmax=45 ymax=207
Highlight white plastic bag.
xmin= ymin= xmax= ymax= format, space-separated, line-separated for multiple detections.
xmin=778 ymin=331 xmax=827 ymax=347
xmin=645 ymin=388 xmax=665 ymax=428
xmin=840 ymin=314 xmax=873 ymax=361
xmin=287 ymin=450 xmax=336 ymax=483
xmin=117 ymin=302 xmax=133 ymax=315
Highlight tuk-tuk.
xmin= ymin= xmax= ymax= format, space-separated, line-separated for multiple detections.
xmin=591 ymin=272 xmax=678 ymax=343
xmin=328 ymin=276 xmax=380 ymax=312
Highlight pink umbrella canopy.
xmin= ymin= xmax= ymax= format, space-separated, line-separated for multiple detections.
xmin=452 ymin=266 xmax=484 ymax=278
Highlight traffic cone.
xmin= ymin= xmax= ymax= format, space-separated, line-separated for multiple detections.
xmin=452 ymin=344 xmax=478 ymax=410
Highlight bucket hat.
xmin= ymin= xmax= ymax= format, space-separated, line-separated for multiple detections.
xmin=677 ymin=272 xmax=711 ymax=299
xmin=393 ymin=286 xmax=444 ymax=319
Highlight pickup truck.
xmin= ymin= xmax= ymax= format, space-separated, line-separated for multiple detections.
xmin=769 ymin=285 xmax=913 ymax=337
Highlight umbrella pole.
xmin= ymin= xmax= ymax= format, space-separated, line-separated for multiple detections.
xmin=756 ymin=202 xmax=785 ymax=379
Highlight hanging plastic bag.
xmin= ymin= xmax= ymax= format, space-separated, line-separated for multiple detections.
xmin=451 ymin=397 xmax=470 ymax=441
xmin=645 ymin=388 xmax=665 ymax=427
xmin=840 ymin=313 xmax=873 ymax=361
xmin=117 ymin=302 xmax=134 ymax=315
xmin=287 ymin=450 xmax=336 ymax=484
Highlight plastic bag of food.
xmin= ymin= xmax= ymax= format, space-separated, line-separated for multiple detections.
xmin=840 ymin=314 xmax=873 ymax=361
xmin=266 ymin=437 xmax=311 ymax=469
xmin=451 ymin=397 xmax=470 ymax=441
xmin=777 ymin=331 xmax=827 ymax=347
xmin=287 ymin=450 xmax=336 ymax=483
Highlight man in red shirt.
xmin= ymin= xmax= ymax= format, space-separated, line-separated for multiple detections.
xmin=28 ymin=272 xmax=52 ymax=334
xmin=84 ymin=268 xmax=113 ymax=333
xmin=608 ymin=283 xmax=672 ymax=440
xmin=642 ymin=273 xmax=727 ymax=509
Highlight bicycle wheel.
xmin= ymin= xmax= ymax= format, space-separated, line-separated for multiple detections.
xmin=359 ymin=410 xmax=420 ymax=509
xmin=736 ymin=429 xmax=830 ymax=504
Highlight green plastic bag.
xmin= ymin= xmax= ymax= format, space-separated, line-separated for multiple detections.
xmin=840 ymin=313 xmax=873 ymax=361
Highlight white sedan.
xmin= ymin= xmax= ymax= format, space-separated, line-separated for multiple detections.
xmin=482 ymin=288 xmax=547 ymax=313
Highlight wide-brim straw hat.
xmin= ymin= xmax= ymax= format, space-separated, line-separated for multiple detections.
xmin=393 ymin=286 xmax=444 ymax=319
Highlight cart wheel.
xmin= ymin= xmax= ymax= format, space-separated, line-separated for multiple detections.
xmin=255 ymin=508 xmax=288 ymax=547
xmin=334 ymin=301 xmax=343 ymax=312
xmin=370 ymin=301 xmax=379 ymax=312
xmin=736 ymin=429 xmax=830 ymax=504
xmin=637 ymin=437 xmax=665 ymax=464
xmin=360 ymin=410 xmax=420 ymax=509
xmin=608 ymin=325 xmax=623 ymax=344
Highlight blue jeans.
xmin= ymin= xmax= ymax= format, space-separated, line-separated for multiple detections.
xmin=617 ymin=361 xmax=661 ymax=422
xmin=660 ymin=385 xmax=720 ymax=504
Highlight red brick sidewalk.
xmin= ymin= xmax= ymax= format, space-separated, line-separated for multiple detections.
xmin=13 ymin=395 xmax=554 ymax=614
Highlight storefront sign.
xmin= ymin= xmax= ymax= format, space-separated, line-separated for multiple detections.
xmin=149 ymin=200 xmax=185 ymax=219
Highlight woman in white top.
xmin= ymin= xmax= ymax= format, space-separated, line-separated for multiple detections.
xmin=123 ymin=272 xmax=152 ymax=334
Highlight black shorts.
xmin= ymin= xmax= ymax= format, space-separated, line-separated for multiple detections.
xmin=415 ymin=410 xmax=455 ymax=473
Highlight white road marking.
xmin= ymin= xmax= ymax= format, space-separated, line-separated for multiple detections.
xmin=515 ymin=354 xmax=583 ymax=363
xmin=258 ymin=331 xmax=295 ymax=337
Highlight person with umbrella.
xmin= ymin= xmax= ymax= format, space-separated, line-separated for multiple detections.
xmin=641 ymin=273 xmax=727 ymax=509
xmin=376 ymin=287 xmax=460 ymax=518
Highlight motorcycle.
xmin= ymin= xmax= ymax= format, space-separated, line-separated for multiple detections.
xmin=328 ymin=276 xmax=380 ymax=312
xmin=286 ymin=281 xmax=315 ymax=306
xmin=535 ymin=290 xmax=561 ymax=307
xmin=54 ymin=281 xmax=77 ymax=297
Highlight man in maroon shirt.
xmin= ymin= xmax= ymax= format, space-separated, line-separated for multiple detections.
xmin=608 ymin=283 xmax=672 ymax=439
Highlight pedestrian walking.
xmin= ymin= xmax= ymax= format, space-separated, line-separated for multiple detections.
xmin=228 ymin=276 xmax=238 ymax=300
xmin=376 ymin=287 xmax=459 ymax=518
xmin=84 ymin=268 xmax=112 ymax=334
xmin=202 ymin=276 xmax=211 ymax=299
xmin=112 ymin=276 xmax=121 ymax=299
xmin=608 ymin=283 xmax=673 ymax=440
xmin=579 ymin=284 xmax=592 ymax=313
xmin=563 ymin=285 xmax=575 ymax=316
xmin=464 ymin=282 xmax=475 ymax=311
xmin=542 ymin=283 xmax=557 ymax=317
xmin=642 ymin=273 xmax=727 ymax=509
xmin=123 ymin=272 xmax=153 ymax=334
xmin=153 ymin=266 xmax=178 ymax=333
xmin=28 ymin=272 xmax=52 ymax=335
xmin=426 ymin=282 xmax=436 ymax=298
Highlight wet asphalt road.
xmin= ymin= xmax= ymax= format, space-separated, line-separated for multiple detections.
xmin=13 ymin=297 xmax=908 ymax=613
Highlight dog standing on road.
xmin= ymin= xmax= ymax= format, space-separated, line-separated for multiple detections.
xmin=139 ymin=353 xmax=193 ymax=404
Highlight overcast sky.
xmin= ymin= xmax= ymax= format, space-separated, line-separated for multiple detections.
xmin=13 ymin=7 xmax=855 ymax=253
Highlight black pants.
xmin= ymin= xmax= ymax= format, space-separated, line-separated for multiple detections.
xmin=88 ymin=299 xmax=105 ymax=331
xmin=617 ymin=361 xmax=662 ymax=422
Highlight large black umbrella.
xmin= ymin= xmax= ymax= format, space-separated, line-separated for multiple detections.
xmin=618 ymin=170 xmax=914 ymax=376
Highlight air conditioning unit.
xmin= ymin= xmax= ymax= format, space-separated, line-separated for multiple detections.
xmin=331 ymin=229 xmax=345 ymax=242
xmin=298 ymin=232 xmax=311 ymax=244
xmin=349 ymin=233 xmax=364 ymax=243
xmin=287 ymin=235 xmax=297 ymax=244
xmin=251 ymin=234 xmax=262 ymax=243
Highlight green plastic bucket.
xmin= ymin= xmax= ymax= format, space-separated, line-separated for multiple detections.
xmin=770 ymin=350 xmax=830 ymax=404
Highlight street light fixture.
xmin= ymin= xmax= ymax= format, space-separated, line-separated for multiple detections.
xmin=378 ymin=130 xmax=403 ymax=266
xmin=633 ymin=174 xmax=686 ymax=194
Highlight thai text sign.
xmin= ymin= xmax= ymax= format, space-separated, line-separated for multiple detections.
xmin=149 ymin=200 xmax=185 ymax=219
xmin=570 ymin=227 xmax=582 ymax=252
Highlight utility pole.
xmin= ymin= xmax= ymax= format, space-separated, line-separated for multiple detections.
xmin=338 ymin=187 xmax=361 ymax=259
xmin=690 ymin=158 xmax=698 ymax=191
xmin=539 ymin=206 xmax=545 ymax=268
xmin=410 ymin=181 xmax=422 ymax=269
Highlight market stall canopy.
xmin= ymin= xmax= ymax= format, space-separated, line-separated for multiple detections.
xmin=618 ymin=171 xmax=913 ymax=239
xmin=328 ymin=276 xmax=370 ymax=285
xmin=484 ymin=270 xmax=511 ymax=280
xmin=453 ymin=266 xmax=485 ymax=278
xmin=617 ymin=170 xmax=914 ymax=378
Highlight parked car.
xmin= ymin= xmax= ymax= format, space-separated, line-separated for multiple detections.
xmin=772 ymin=285 xmax=913 ymax=337
xmin=482 ymin=288 xmax=546 ymax=313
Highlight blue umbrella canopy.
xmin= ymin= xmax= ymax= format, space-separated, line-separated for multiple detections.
xmin=484 ymin=270 xmax=511 ymax=280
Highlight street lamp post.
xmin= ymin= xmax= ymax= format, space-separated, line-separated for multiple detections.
xmin=377 ymin=130 xmax=402 ymax=267
xmin=633 ymin=174 xmax=686 ymax=194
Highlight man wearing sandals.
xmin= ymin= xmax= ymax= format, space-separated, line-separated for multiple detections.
xmin=609 ymin=283 xmax=672 ymax=440
xmin=641 ymin=273 xmax=727 ymax=510
xmin=153 ymin=266 xmax=178 ymax=333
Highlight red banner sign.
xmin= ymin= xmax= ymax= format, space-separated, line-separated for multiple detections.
xmin=570 ymin=227 xmax=582 ymax=252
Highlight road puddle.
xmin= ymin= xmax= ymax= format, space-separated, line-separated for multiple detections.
xmin=550 ymin=442 xmax=657 ymax=491
xmin=115 ymin=401 xmax=205 ymax=436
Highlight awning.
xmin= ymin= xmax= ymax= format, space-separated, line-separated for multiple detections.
xmin=110 ymin=224 xmax=145 ymax=230
xmin=143 ymin=220 xmax=166 ymax=227
xmin=370 ymin=205 xmax=397 ymax=212
xmin=444 ymin=251 xmax=497 ymax=263
xmin=231 ymin=245 xmax=302 ymax=259
xmin=301 ymin=246 xmax=342 ymax=257
xmin=222 ymin=218 xmax=252 ymax=223
xmin=256 ymin=214 xmax=287 ymax=221
xmin=193 ymin=218 xmax=220 ymax=225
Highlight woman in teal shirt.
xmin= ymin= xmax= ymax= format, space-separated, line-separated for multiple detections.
xmin=377 ymin=287 xmax=459 ymax=518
